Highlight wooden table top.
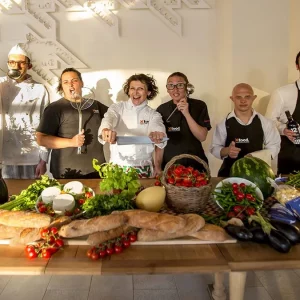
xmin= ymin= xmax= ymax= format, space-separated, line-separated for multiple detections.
xmin=2 ymin=178 xmax=300 ymax=275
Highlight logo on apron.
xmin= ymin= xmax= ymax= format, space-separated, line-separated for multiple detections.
xmin=140 ymin=120 xmax=149 ymax=125
xmin=168 ymin=127 xmax=180 ymax=132
xmin=235 ymin=138 xmax=250 ymax=144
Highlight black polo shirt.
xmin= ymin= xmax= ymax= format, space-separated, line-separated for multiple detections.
xmin=157 ymin=98 xmax=211 ymax=170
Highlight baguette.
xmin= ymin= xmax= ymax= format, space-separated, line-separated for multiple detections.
xmin=0 ymin=224 xmax=25 ymax=239
xmin=59 ymin=214 xmax=128 ymax=238
xmin=9 ymin=228 xmax=40 ymax=245
xmin=137 ymin=214 xmax=205 ymax=242
xmin=121 ymin=210 xmax=186 ymax=233
xmin=0 ymin=210 xmax=51 ymax=228
xmin=87 ymin=225 xmax=134 ymax=246
xmin=190 ymin=224 xmax=228 ymax=242
xmin=47 ymin=216 xmax=72 ymax=230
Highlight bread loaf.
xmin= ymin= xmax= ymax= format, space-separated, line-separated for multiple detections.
xmin=47 ymin=216 xmax=72 ymax=230
xmin=87 ymin=225 xmax=134 ymax=246
xmin=137 ymin=214 xmax=205 ymax=241
xmin=59 ymin=214 xmax=128 ymax=238
xmin=190 ymin=224 xmax=228 ymax=241
xmin=0 ymin=224 xmax=25 ymax=239
xmin=9 ymin=228 xmax=40 ymax=245
xmin=121 ymin=210 xmax=186 ymax=233
xmin=0 ymin=210 xmax=51 ymax=228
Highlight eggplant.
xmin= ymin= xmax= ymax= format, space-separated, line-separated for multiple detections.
xmin=267 ymin=229 xmax=291 ymax=253
xmin=249 ymin=227 xmax=268 ymax=243
xmin=270 ymin=220 xmax=300 ymax=244
xmin=225 ymin=225 xmax=253 ymax=241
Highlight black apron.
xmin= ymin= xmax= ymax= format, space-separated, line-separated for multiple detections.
xmin=162 ymin=101 xmax=208 ymax=172
xmin=218 ymin=115 xmax=264 ymax=177
xmin=277 ymin=82 xmax=300 ymax=175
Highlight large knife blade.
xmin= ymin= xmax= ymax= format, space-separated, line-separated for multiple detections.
xmin=116 ymin=136 xmax=169 ymax=145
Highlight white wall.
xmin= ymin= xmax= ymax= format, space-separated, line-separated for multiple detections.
xmin=0 ymin=0 xmax=297 ymax=176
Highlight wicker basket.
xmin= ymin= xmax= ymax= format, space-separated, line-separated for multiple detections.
xmin=161 ymin=154 xmax=212 ymax=214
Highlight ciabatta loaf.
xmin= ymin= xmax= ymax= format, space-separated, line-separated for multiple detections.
xmin=137 ymin=214 xmax=205 ymax=241
xmin=121 ymin=210 xmax=186 ymax=233
xmin=0 ymin=210 xmax=51 ymax=228
xmin=190 ymin=224 xmax=228 ymax=241
xmin=59 ymin=214 xmax=127 ymax=238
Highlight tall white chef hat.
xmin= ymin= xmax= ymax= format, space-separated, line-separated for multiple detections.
xmin=8 ymin=44 xmax=31 ymax=60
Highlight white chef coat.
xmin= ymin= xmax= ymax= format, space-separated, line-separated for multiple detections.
xmin=99 ymin=99 xmax=166 ymax=170
xmin=265 ymin=79 xmax=300 ymax=135
xmin=0 ymin=76 xmax=49 ymax=166
xmin=210 ymin=109 xmax=281 ymax=160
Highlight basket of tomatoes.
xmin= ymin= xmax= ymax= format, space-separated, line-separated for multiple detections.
xmin=161 ymin=154 xmax=212 ymax=213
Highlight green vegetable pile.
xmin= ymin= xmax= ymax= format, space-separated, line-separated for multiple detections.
xmin=213 ymin=182 xmax=263 ymax=220
xmin=0 ymin=175 xmax=59 ymax=211
xmin=286 ymin=171 xmax=300 ymax=187
xmin=82 ymin=194 xmax=134 ymax=218
xmin=92 ymin=159 xmax=141 ymax=198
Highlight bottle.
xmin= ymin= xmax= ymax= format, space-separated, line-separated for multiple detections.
xmin=285 ymin=111 xmax=300 ymax=145
xmin=0 ymin=168 xmax=8 ymax=204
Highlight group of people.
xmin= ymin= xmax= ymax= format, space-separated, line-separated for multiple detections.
xmin=1 ymin=43 xmax=300 ymax=179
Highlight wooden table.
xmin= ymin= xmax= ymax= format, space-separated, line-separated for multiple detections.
xmin=2 ymin=178 xmax=300 ymax=300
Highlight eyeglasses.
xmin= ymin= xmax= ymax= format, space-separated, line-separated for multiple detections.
xmin=7 ymin=60 xmax=28 ymax=67
xmin=166 ymin=83 xmax=186 ymax=90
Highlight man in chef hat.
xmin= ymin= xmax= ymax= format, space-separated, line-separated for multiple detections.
xmin=0 ymin=43 xmax=50 ymax=179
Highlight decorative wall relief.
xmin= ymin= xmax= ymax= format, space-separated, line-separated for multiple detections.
xmin=0 ymin=0 xmax=211 ymax=86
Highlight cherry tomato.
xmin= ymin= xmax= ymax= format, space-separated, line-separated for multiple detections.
xmin=25 ymin=245 xmax=35 ymax=254
xmin=233 ymin=189 xmax=239 ymax=196
xmin=74 ymin=208 xmax=81 ymax=214
xmin=37 ymin=201 xmax=44 ymax=208
xmin=47 ymin=236 xmax=56 ymax=245
xmin=78 ymin=199 xmax=85 ymax=205
xmin=120 ymin=233 xmax=127 ymax=239
xmin=129 ymin=233 xmax=137 ymax=243
xmin=55 ymin=239 xmax=64 ymax=248
xmin=227 ymin=211 xmax=236 ymax=218
xmin=239 ymin=183 xmax=246 ymax=189
xmin=236 ymin=193 xmax=245 ymax=201
xmin=99 ymin=250 xmax=107 ymax=258
xmin=187 ymin=166 xmax=194 ymax=173
xmin=114 ymin=245 xmax=123 ymax=254
xmin=233 ymin=205 xmax=244 ymax=214
xmin=192 ymin=170 xmax=200 ymax=177
xmin=64 ymin=210 xmax=73 ymax=217
xmin=42 ymin=249 xmax=52 ymax=259
xmin=106 ymin=248 xmax=114 ymax=255
xmin=85 ymin=191 xmax=93 ymax=198
xmin=50 ymin=227 xmax=58 ymax=235
xmin=40 ymin=228 xmax=49 ymax=239
xmin=48 ymin=247 xmax=58 ymax=255
xmin=232 ymin=183 xmax=239 ymax=189
xmin=194 ymin=182 xmax=201 ymax=187
xmin=154 ymin=180 xmax=161 ymax=186
xmin=245 ymin=207 xmax=256 ymax=216
xmin=87 ymin=247 xmax=96 ymax=258
xmin=91 ymin=252 xmax=100 ymax=260
xmin=167 ymin=177 xmax=175 ymax=185
xmin=123 ymin=240 xmax=131 ymax=248
xmin=174 ymin=166 xmax=184 ymax=176
xmin=27 ymin=251 xmax=37 ymax=259
xmin=39 ymin=205 xmax=47 ymax=214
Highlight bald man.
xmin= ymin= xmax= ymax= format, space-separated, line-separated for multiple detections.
xmin=210 ymin=83 xmax=280 ymax=177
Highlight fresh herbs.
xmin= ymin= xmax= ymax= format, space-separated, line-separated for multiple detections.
xmin=92 ymin=159 xmax=141 ymax=198
xmin=82 ymin=194 xmax=134 ymax=218
xmin=0 ymin=175 xmax=59 ymax=211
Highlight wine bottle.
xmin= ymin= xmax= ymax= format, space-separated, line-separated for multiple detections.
xmin=0 ymin=168 xmax=8 ymax=204
xmin=285 ymin=111 xmax=300 ymax=145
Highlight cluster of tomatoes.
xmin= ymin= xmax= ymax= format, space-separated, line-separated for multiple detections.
xmin=214 ymin=182 xmax=262 ymax=221
xmin=158 ymin=164 xmax=208 ymax=187
xmin=86 ymin=230 xmax=138 ymax=261
xmin=24 ymin=227 xmax=64 ymax=259
xmin=37 ymin=201 xmax=55 ymax=216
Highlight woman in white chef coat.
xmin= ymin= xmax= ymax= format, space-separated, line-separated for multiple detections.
xmin=99 ymin=74 xmax=166 ymax=178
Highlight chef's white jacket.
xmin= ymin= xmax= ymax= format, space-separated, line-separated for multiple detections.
xmin=266 ymin=79 xmax=300 ymax=135
xmin=0 ymin=76 xmax=49 ymax=165
xmin=99 ymin=99 xmax=166 ymax=171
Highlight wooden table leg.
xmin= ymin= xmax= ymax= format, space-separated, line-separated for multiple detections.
xmin=229 ymin=271 xmax=247 ymax=300
xmin=212 ymin=272 xmax=226 ymax=300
